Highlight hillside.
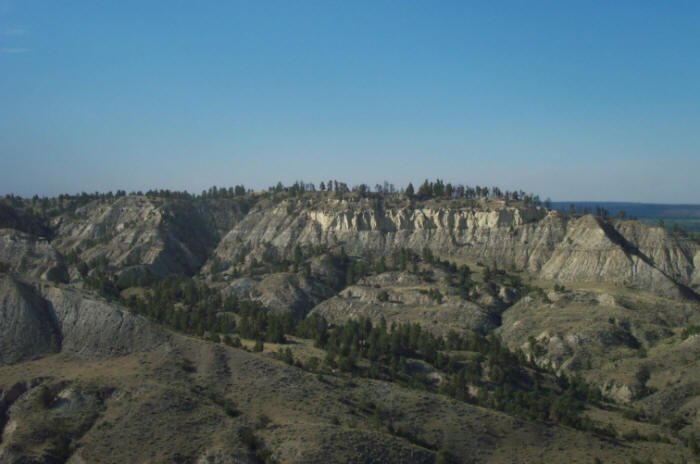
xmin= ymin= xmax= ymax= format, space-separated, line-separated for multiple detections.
xmin=1 ymin=187 xmax=699 ymax=463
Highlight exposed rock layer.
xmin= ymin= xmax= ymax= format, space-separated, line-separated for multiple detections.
xmin=211 ymin=198 xmax=698 ymax=296
xmin=0 ymin=275 xmax=164 ymax=365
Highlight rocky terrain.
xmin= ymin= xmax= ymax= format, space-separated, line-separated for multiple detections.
xmin=212 ymin=197 xmax=699 ymax=296
xmin=0 ymin=188 xmax=699 ymax=463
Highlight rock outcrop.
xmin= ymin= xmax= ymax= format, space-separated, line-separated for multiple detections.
xmin=0 ymin=229 xmax=68 ymax=283
xmin=213 ymin=198 xmax=562 ymax=273
xmin=309 ymin=271 xmax=506 ymax=335
xmin=0 ymin=275 xmax=61 ymax=364
xmin=540 ymin=216 xmax=697 ymax=296
xmin=41 ymin=285 xmax=165 ymax=359
xmin=50 ymin=196 xmax=245 ymax=277
xmin=5 ymin=194 xmax=696 ymax=299
xmin=0 ymin=275 xmax=164 ymax=365
xmin=209 ymin=198 xmax=698 ymax=298
xmin=217 ymin=252 xmax=344 ymax=315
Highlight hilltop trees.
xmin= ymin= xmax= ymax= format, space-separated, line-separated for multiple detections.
xmin=3 ymin=179 xmax=544 ymax=223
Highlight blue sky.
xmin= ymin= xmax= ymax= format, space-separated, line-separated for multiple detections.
xmin=1 ymin=1 xmax=699 ymax=202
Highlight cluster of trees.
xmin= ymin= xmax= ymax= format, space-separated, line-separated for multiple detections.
xmin=335 ymin=246 xmax=476 ymax=298
xmin=115 ymin=272 xmax=307 ymax=345
xmin=419 ymin=247 xmax=475 ymax=297
xmin=269 ymin=180 xmax=398 ymax=195
xmin=89 ymin=237 xmax=527 ymax=353
xmin=4 ymin=180 xmax=541 ymax=202
xmin=404 ymin=179 xmax=542 ymax=205
xmin=191 ymin=297 xmax=602 ymax=431
xmin=230 ymin=244 xmax=482 ymax=299
xmin=199 ymin=185 xmax=247 ymax=199
xmin=239 ymin=243 xmax=495 ymax=306
xmin=239 ymin=243 xmax=331 ymax=280
xmin=2 ymin=192 xmax=121 ymax=219
xmin=123 ymin=275 xmax=235 ymax=336
xmin=3 ymin=179 xmax=547 ymax=227
xmin=1 ymin=185 xmax=253 ymax=220
xmin=262 ymin=179 xmax=543 ymax=205
xmin=231 ymin=296 xmax=296 ymax=344
xmin=226 ymin=242 xmax=477 ymax=303
xmin=86 ymin=261 xmax=606 ymax=433
xmin=84 ymin=272 xmax=121 ymax=300
xmin=289 ymin=316 xmax=601 ymax=429
xmin=269 ymin=180 xmax=350 ymax=195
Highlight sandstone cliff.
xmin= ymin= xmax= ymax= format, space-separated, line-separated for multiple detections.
xmin=540 ymin=216 xmax=697 ymax=296
xmin=209 ymin=197 xmax=698 ymax=297
xmin=213 ymin=198 xmax=557 ymax=270
xmin=6 ymin=194 xmax=693 ymax=298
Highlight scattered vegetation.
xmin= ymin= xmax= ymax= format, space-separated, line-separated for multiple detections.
xmin=681 ymin=325 xmax=700 ymax=340
xmin=107 ymin=262 xmax=606 ymax=434
xmin=2 ymin=177 xmax=545 ymax=228
xmin=3 ymin=184 xmax=699 ymax=461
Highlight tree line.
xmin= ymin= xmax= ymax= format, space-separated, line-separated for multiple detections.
xmin=3 ymin=177 xmax=545 ymax=214
xmin=101 ymin=268 xmax=606 ymax=434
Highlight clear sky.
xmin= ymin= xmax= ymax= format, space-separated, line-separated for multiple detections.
xmin=1 ymin=1 xmax=699 ymax=202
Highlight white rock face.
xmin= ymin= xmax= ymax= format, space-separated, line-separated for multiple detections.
xmin=599 ymin=380 xmax=638 ymax=403
xmin=212 ymin=199 xmax=698 ymax=297
xmin=214 ymin=199 xmax=560 ymax=272
xmin=3 ymin=195 xmax=697 ymax=296
xmin=542 ymin=216 xmax=659 ymax=292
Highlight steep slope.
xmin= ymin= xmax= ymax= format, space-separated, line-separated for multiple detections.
xmin=50 ymin=195 xmax=246 ymax=278
xmin=41 ymin=285 xmax=166 ymax=359
xmin=0 ymin=275 xmax=61 ymax=364
xmin=209 ymin=196 xmax=698 ymax=298
xmin=541 ymin=215 xmax=697 ymax=296
xmin=0 ymin=276 xmax=165 ymax=366
xmin=495 ymin=284 xmax=700 ymax=411
xmin=0 ymin=229 xmax=68 ymax=283
xmin=613 ymin=219 xmax=696 ymax=283
xmin=212 ymin=197 xmax=561 ymax=272
xmin=0 ymin=203 xmax=52 ymax=238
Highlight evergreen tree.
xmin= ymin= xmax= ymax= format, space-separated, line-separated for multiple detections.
xmin=405 ymin=182 xmax=415 ymax=198
xmin=417 ymin=179 xmax=432 ymax=199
